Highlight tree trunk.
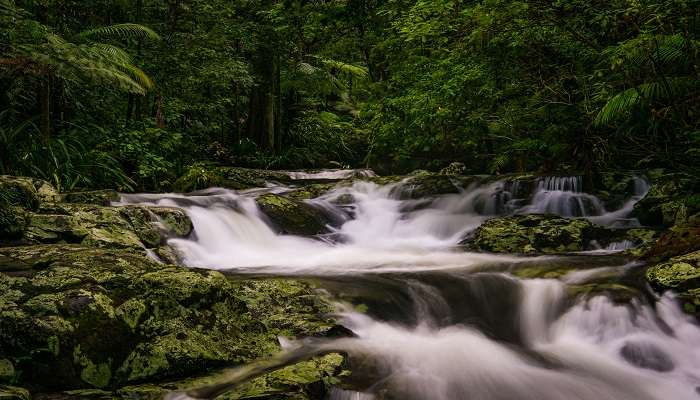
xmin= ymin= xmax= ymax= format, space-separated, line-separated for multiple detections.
xmin=246 ymin=48 xmax=281 ymax=153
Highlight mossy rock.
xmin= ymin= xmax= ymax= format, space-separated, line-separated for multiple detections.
xmin=63 ymin=190 xmax=120 ymax=206
xmin=0 ymin=204 xmax=26 ymax=241
xmin=173 ymin=164 xmax=292 ymax=193
xmin=645 ymin=250 xmax=700 ymax=291
xmin=468 ymin=214 xmax=598 ymax=254
xmin=642 ymin=225 xmax=700 ymax=263
xmin=389 ymin=172 xmax=464 ymax=199
xmin=0 ymin=386 xmax=30 ymax=400
xmin=0 ymin=245 xmax=336 ymax=392
xmin=567 ymin=283 xmax=641 ymax=303
xmin=256 ymin=194 xmax=330 ymax=236
xmin=21 ymin=203 xmax=191 ymax=250
xmin=287 ymin=184 xmax=336 ymax=201
xmin=645 ymin=250 xmax=700 ymax=316
xmin=0 ymin=176 xmax=60 ymax=211
xmin=633 ymin=173 xmax=700 ymax=227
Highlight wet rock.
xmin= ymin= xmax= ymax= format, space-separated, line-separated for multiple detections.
xmin=0 ymin=386 xmax=30 ymax=400
xmin=620 ymin=342 xmax=674 ymax=372
xmin=468 ymin=214 xmax=598 ymax=254
xmin=642 ymin=225 xmax=700 ymax=263
xmin=287 ymin=183 xmax=336 ymax=201
xmin=62 ymin=190 xmax=120 ymax=206
xmin=633 ymin=172 xmax=700 ymax=227
xmin=645 ymin=250 xmax=700 ymax=315
xmin=0 ymin=245 xmax=337 ymax=392
xmin=256 ymin=194 xmax=331 ymax=236
xmin=645 ymin=250 xmax=700 ymax=291
xmin=173 ymin=164 xmax=292 ymax=192
xmin=567 ymin=283 xmax=641 ymax=303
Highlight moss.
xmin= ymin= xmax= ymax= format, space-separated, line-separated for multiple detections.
xmin=0 ymin=386 xmax=30 ymax=400
xmin=646 ymin=250 xmax=700 ymax=316
xmin=645 ymin=250 xmax=700 ymax=290
xmin=173 ymin=164 xmax=292 ymax=192
xmin=256 ymin=194 xmax=330 ymax=236
xmin=0 ymin=360 xmax=14 ymax=383
xmin=287 ymin=184 xmax=336 ymax=201
xmin=116 ymin=299 xmax=147 ymax=331
xmin=0 ymin=245 xmax=337 ymax=392
xmin=469 ymin=214 xmax=597 ymax=254
xmin=63 ymin=190 xmax=120 ymax=206
xmin=568 ymin=283 xmax=641 ymax=303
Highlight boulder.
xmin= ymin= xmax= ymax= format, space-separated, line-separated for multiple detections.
xmin=256 ymin=194 xmax=331 ymax=236
xmin=468 ymin=214 xmax=598 ymax=254
xmin=62 ymin=190 xmax=120 ymax=206
xmin=0 ymin=176 xmax=60 ymax=210
xmin=633 ymin=173 xmax=700 ymax=227
xmin=21 ymin=204 xmax=191 ymax=250
xmin=642 ymin=225 xmax=700 ymax=263
xmin=173 ymin=164 xmax=292 ymax=193
xmin=0 ymin=245 xmax=337 ymax=392
xmin=645 ymin=250 xmax=700 ymax=315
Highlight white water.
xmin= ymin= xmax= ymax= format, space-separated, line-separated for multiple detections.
xmin=118 ymin=173 xmax=700 ymax=400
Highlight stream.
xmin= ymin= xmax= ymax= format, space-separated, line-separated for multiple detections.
xmin=118 ymin=173 xmax=700 ymax=400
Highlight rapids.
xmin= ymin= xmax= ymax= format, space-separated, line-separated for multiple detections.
xmin=118 ymin=173 xmax=700 ymax=400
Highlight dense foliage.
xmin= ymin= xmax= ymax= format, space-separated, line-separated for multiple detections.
xmin=0 ymin=0 xmax=698 ymax=190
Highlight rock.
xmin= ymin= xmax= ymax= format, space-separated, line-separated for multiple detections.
xmin=642 ymin=225 xmax=700 ymax=263
xmin=256 ymin=194 xmax=331 ymax=236
xmin=645 ymin=250 xmax=700 ymax=315
xmin=439 ymin=162 xmax=466 ymax=175
xmin=287 ymin=184 xmax=336 ymax=201
xmin=20 ymin=204 xmax=192 ymax=250
xmin=0 ymin=245 xmax=337 ymax=391
xmin=0 ymin=386 xmax=30 ymax=400
xmin=0 ymin=203 xmax=26 ymax=241
xmin=468 ymin=214 xmax=598 ymax=254
xmin=0 ymin=176 xmax=60 ymax=210
xmin=633 ymin=173 xmax=700 ymax=227
xmin=390 ymin=172 xmax=462 ymax=199
xmin=173 ymin=164 xmax=292 ymax=193
xmin=0 ymin=360 xmax=14 ymax=383
xmin=645 ymin=250 xmax=700 ymax=291
xmin=63 ymin=190 xmax=120 ymax=206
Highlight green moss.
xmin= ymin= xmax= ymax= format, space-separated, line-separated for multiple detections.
xmin=0 ymin=386 xmax=30 ymax=400
xmin=116 ymin=298 xmax=147 ymax=331
xmin=63 ymin=190 xmax=120 ymax=206
xmin=256 ymin=194 xmax=330 ymax=236
xmin=0 ymin=245 xmax=337 ymax=392
xmin=0 ymin=360 xmax=14 ymax=383
xmin=74 ymin=345 xmax=113 ymax=388
xmin=469 ymin=214 xmax=596 ymax=254
xmin=645 ymin=250 xmax=700 ymax=290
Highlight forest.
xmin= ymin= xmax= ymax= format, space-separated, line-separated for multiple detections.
xmin=1 ymin=0 xmax=697 ymax=191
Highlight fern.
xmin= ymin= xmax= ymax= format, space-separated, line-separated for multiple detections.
xmin=77 ymin=23 xmax=160 ymax=42
xmin=595 ymin=77 xmax=697 ymax=125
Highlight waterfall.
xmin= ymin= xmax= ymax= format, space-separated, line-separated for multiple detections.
xmin=117 ymin=171 xmax=695 ymax=400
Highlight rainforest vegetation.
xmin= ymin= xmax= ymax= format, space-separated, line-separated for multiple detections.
xmin=1 ymin=0 xmax=698 ymax=191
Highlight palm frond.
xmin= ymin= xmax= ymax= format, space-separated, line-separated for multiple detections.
xmin=595 ymin=77 xmax=697 ymax=125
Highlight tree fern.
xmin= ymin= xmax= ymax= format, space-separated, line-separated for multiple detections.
xmin=76 ymin=23 xmax=160 ymax=42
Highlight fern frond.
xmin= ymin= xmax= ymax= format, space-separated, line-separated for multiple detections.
xmin=77 ymin=23 xmax=160 ymax=42
xmin=319 ymin=58 xmax=368 ymax=78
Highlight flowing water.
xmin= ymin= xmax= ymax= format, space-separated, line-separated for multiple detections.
xmin=118 ymin=174 xmax=700 ymax=400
